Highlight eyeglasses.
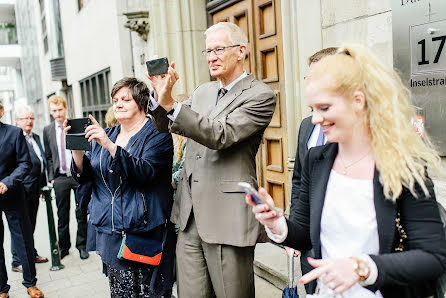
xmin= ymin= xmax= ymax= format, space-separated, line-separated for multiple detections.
xmin=17 ymin=117 xmax=35 ymax=121
xmin=201 ymin=45 xmax=240 ymax=57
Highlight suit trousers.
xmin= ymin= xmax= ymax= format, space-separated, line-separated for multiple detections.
xmin=53 ymin=175 xmax=87 ymax=252
xmin=0 ymin=207 xmax=37 ymax=293
xmin=176 ymin=214 xmax=255 ymax=298
xmin=12 ymin=192 xmax=40 ymax=266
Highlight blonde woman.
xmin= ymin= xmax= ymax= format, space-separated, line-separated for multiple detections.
xmin=105 ymin=106 xmax=119 ymax=127
xmin=247 ymin=44 xmax=446 ymax=297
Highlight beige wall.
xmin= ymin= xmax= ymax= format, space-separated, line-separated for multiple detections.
xmin=321 ymin=0 xmax=393 ymax=66
xmin=144 ymin=0 xmax=209 ymax=97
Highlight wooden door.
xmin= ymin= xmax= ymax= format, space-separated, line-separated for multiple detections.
xmin=211 ymin=0 xmax=288 ymax=210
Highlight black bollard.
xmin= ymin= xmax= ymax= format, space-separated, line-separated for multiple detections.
xmin=41 ymin=186 xmax=65 ymax=271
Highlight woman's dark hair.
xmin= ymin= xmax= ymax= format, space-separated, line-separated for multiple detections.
xmin=111 ymin=77 xmax=150 ymax=111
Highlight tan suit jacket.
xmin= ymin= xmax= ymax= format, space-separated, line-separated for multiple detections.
xmin=151 ymin=74 xmax=276 ymax=247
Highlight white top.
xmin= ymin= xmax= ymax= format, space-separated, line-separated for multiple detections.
xmin=55 ymin=121 xmax=72 ymax=174
xmin=316 ymin=170 xmax=383 ymax=298
xmin=307 ymin=124 xmax=327 ymax=149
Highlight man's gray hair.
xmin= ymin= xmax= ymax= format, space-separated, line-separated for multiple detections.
xmin=204 ymin=22 xmax=248 ymax=46
xmin=15 ymin=104 xmax=34 ymax=119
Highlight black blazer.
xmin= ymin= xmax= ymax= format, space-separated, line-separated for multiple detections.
xmin=290 ymin=116 xmax=314 ymax=219
xmin=0 ymin=122 xmax=31 ymax=208
xmin=22 ymin=133 xmax=47 ymax=196
xmin=43 ymin=121 xmax=61 ymax=181
xmin=284 ymin=142 xmax=446 ymax=297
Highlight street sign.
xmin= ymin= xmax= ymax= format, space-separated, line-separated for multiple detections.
xmin=392 ymin=0 xmax=446 ymax=155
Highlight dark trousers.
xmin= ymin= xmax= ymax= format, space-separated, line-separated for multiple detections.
xmin=11 ymin=192 xmax=40 ymax=266
xmin=53 ymin=175 xmax=87 ymax=253
xmin=0 ymin=207 xmax=37 ymax=293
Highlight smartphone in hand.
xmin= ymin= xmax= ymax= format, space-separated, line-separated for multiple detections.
xmin=238 ymin=182 xmax=283 ymax=215
xmin=66 ymin=117 xmax=92 ymax=151
xmin=146 ymin=57 xmax=169 ymax=76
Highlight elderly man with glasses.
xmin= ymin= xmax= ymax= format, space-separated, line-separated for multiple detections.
xmin=11 ymin=106 xmax=48 ymax=274
xmin=146 ymin=22 xmax=276 ymax=298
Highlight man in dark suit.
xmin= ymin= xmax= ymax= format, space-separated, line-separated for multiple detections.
xmin=0 ymin=102 xmax=44 ymax=298
xmin=11 ymin=106 xmax=48 ymax=273
xmin=147 ymin=22 xmax=276 ymax=298
xmin=43 ymin=95 xmax=88 ymax=260
xmin=288 ymin=47 xmax=338 ymax=293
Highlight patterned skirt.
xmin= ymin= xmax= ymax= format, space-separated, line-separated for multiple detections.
xmin=106 ymin=264 xmax=172 ymax=298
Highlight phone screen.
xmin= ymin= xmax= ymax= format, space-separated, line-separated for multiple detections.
xmin=67 ymin=118 xmax=91 ymax=134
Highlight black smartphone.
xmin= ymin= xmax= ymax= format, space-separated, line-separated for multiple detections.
xmin=66 ymin=117 xmax=92 ymax=151
xmin=146 ymin=57 xmax=169 ymax=76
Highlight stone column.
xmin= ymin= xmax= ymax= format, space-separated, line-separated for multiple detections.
xmin=147 ymin=0 xmax=210 ymax=94
xmin=281 ymin=0 xmax=322 ymax=197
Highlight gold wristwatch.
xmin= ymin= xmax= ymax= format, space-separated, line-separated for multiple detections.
xmin=351 ymin=257 xmax=370 ymax=281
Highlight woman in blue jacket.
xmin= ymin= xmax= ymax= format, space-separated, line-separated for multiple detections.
xmin=69 ymin=78 xmax=175 ymax=297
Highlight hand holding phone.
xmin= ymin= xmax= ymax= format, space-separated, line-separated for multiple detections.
xmin=238 ymin=182 xmax=283 ymax=216
xmin=66 ymin=117 xmax=92 ymax=151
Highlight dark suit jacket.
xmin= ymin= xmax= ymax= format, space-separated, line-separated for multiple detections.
xmin=290 ymin=116 xmax=314 ymax=219
xmin=43 ymin=121 xmax=61 ymax=181
xmin=0 ymin=122 xmax=31 ymax=208
xmin=22 ymin=133 xmax=47 ymax=197
xmin=283 ymin=142 xmax=446 ymax=297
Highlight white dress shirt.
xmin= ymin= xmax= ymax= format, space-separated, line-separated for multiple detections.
xmin=307 ymin=124 xmax=327 ymax=149
xmin=55 ymin=121 xmax=72 ymax=174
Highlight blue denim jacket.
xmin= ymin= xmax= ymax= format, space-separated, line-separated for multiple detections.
xmin=72 ymin=119 xmax=173 ymax=234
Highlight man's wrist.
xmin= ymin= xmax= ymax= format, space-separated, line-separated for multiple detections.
xmin=161 ymin=100 xmax=175 ymax=113
xmin=166 ymin=101 xmax=178 ymax=115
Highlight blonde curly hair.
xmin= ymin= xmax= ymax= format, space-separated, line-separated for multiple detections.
xmin=307 ymin=44 xmax=441 ymax=201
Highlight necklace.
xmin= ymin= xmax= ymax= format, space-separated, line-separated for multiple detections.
xmin=338 ymin=148 xmax=372 ymax=175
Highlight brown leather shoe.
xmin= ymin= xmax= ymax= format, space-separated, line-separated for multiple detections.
xmin=11 ymin=265 xmax=22 ymax=272
xmin=0 ymin=293 xmax=9 ymax=298
xmin=35 ymin=255 xmax=48 ymax=263
xmin=27 ymin=286 xmax=44 ymax=298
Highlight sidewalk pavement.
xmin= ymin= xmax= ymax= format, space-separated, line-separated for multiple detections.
xmin=5 ymin=177 xmax=445 ymax=298
xmin=4 ymin=198 xmax=110 ymax=297
xmin=3 ymin=196 xmax=281 ymax=298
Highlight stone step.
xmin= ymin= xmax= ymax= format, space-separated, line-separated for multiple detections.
xmin=254 ymin=242 xmax=307 ymax=297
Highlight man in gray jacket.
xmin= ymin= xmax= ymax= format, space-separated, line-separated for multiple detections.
xmin=147 ymin=22 xmax=276 ymax=298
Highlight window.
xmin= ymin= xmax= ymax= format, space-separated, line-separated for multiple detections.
xmin=79 ymin=68 xmax=111 ymax=127
xmin=39 ymin=0 xmax=48 ymax=54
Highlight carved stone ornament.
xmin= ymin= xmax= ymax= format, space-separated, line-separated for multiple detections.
xmin=123 ymin=11 xmax=150 ymax=42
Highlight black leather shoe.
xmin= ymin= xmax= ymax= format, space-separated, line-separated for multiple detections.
xmin=60 ymin=250 xmax=69 ymax=259
xmin=79 ymin=248 xmax=89 ymax=260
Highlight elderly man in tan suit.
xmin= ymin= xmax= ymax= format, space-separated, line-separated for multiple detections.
xmin=147 ymin=22 xmax=276 ymax=298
